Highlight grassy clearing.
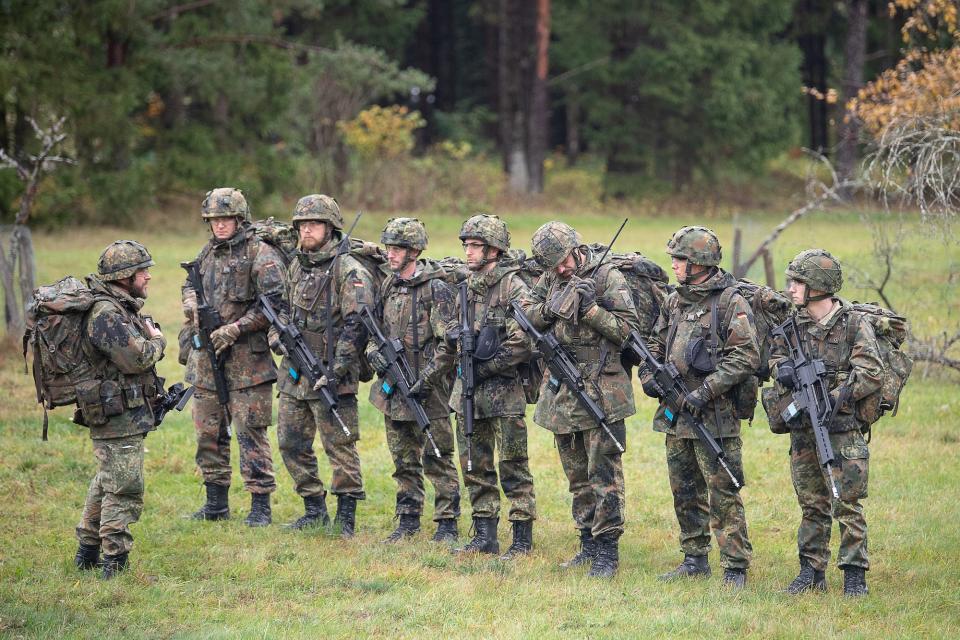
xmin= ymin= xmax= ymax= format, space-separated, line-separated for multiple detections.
xmin=1 ymin=210 xmax=958 ymax=639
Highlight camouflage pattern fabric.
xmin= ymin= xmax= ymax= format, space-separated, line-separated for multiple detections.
xmin=97 ymin=240 xmax=155 ymax=282
xmin=665 ymin=226 xmax=722 ymax=267
xmin=183 ymin=225 xmax=285 ymax=390
xmin=385 ymin=417 xmax=460 ymax=520
xmin=665 ymin=433 xmax=752 ymax=569
xmin=192 ymin=383 xmax=276 ymax=493
xmin=555 ymin=422 xmax=627 ymax=539
xmin=458 ymin=214 xmax=510 ymax=251
xmin=201 ymin=187 xmax=250 ymax=221
xmin=277 ymin=394 xmax=364 ymax=499
xmin=292 ymin=194 xmax=343 ymax=229
xmin=76 ymin=433 xmax=146 ymax=556
xmin=454 ymin=414 xmax=536 ymax=521
xmin=648 ymin=269 xmax=761 ymax=439
xmin=381 ymin=217 xmax=428 ymax=250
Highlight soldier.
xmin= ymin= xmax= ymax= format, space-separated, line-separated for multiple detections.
xmin=182 ymin=188 xmax=284 ymax=527
xmin=366 ymin=217 xmax=461 ymax=543
xmin=770 ymin=250 xmax=882 ymax=597
xmin=520 ymin=222 xmax=639 ymax=579
xmin=75 ymin=241 xmax=166 ymax=578
xmin=270 ymin=195 xmax=373 ymax=537
xmin=412 ymin=214 xmax=537 ymax=558
xmin=641 ymin=226 xmax=759 ymax=589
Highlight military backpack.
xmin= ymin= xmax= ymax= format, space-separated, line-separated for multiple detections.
xmin=847 ymin=302 xmax=913 ymax=428
xmin=250 ymin=217 xmax=299 ymax=265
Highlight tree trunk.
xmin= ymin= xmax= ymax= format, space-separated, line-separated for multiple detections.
xmin=565 ymin=88 xmax=581 ymax=165
xmin=836 ymin=0 xmax=868 ymax=189
xmin=526 ymin=0 xmax=550 ymax=194
xmin=0 ymin=228 xmax=21 ymax=332
xmin=796 ymin=0 xmax=832 ymax=154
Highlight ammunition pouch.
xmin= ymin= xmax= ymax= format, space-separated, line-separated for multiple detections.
xmin=731 ymin=376 xmax=759 ymax=421
xmin=761 ymin=386 xmax=790 ymax=434
xmin=474 ymin=325 xmax=500 ymax=361
xmin=685 ymin=336 xmax=716 ymax=376
xmin=73 ymin=377 xmax=158 ymax=427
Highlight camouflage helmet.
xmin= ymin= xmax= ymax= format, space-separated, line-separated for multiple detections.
xmin=292 ymin=194 xmax=342 ymax=230
xmin=666 ymin=226 xmax=722 ymax=266
xmin=201 ymin=187 xmax=249 ymax=221
xmin=459 ymin=214 xmax=510 ymax=251
xmin=531 ymin=221 xmax=582 ymax=269
xmin=97 ymin=240 xmax=154 ymax=281
xmin=785 ymin=249 xmax=843 ymax=294
xmin=381 ymin=217 xmax=427 ymax=251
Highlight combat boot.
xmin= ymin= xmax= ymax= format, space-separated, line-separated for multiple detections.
xmin=335 ymin=495 xmax=358 ymax=538
xmin=187 ymin=482 xmax=230 ymax=521
xmin=587 ymin=534 xmax=619 ymax=579
xmin=659 ymin=554 xmax=711 ymax=581
xmin=74 ymin=543 xmax=100 ymax=571
xmin=100 ymin=552 xmax=128 ymax=580
xmin=842 ymin=566 xmax=869 ymax=597
xmin=499 ymin=520 xmax=533 ymax=560
xmin=560 ymin=529 xmax=598 ymax=569
xmin=244 ymin=493 xmax=272 ymax=527
xmin=452 ymin=517 xmax=499 ymax=555
xmin=383 ymin=514 xmax=421 ymax=543
xmin=722 ymin=567 xmax=747 ymax=590
xmin=285 ymin=495 xmax=330 ymax=530
xmin=431 ymin=519 xmax=458 ymax=543
xmin=785 ymin=561 xmax=827 ymax=594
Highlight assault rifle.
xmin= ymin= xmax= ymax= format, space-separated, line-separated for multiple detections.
xmin=359 ymin=306 xmax=441 ymax=457
xmin=771 ymin=317 xmax=841 ymax=499
xmin=623 ymin=331 xmax=741 ymax=488
xmin=259 ymin=294 xmax=351 ymax=437
xmin=511 ymin=301 xmax=625 ymax=452
xmin=153 ymin=382 xmax=195 ymax=427
xmin=181 ymin=260 xmax=231 ymax=425
xmin=458 ymin=281 xmax=476 ymax=472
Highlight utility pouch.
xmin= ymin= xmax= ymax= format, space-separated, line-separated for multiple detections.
xmin=75 ymin=379 xmax=108 ymax=426
xmin=100 ymin=380 xmax=125 ymax=418
xmin=474 ymin=325 xmax=500 ymax=361
xmin=685 ymin=336 xmax=716 ymax=376
xmin=761 ymin=386 xmax=789 ymax=434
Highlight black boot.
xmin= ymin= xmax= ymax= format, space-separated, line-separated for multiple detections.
xmin=588 ymin=534 xmax=619 ymax=579
xmin=101 ymin=552 xmax=128 ymax=580
xmin=335 ymin=495 xmax=358 ymax=538
xmin=244 ymin=493 xmax=272 ymax=527
xmin=452 ymin=517 xmax=499 ymax=555
xmin=384 ymin=514 xmax=421 ymax=543
xmin=785 ymin=561 xmax=827 ymax=594
xmin=843 ymin=566 xmax=869 ymax=597
xmin=74 ymin=543 xmax=100 ymax=571
xmin=286 ymin=495 xmax=330 ymax=530
xmin=722 ymin=567 xmax=747 ymax=590
xmin=560 ymin=529 xmax=598 ymax=569
xmin=659 ymin=554 xmax=711 ymax=581
xmin=431 ymin=519 xmax=458 ymax=543
xmin=187 ymin=482 xmax=230 ymax=521
xmin=499 ymin=520 xmax=533 ymax=560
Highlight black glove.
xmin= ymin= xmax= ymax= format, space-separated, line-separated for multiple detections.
xmin=575 ymin=279 xmax=597 ymax=312
xmin=367 ymin=349 xmax=390 ymax=376
xmin=681 ymin=387 xmax=709 ymax=416
xmin=408 ymin=376 xmax=433 ymax=399
xmin=775 ymin=360 xmax=796 ymax=390
xmin=641 ymin=377 xmax=665 ymax=399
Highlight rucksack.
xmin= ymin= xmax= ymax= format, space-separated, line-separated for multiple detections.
xmin=586 ymin=243 xmax=672 ymax=338
xmin=23 ymin=276 xmax=108 ymax=440
xmin=250 ymin=217 xmax=299 ymax=265
xmin=436 ymin=249 xmax=542 ymax=288
xmin=847 ymin=302 xmax=913 ymax=427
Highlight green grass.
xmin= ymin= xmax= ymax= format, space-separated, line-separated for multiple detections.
xmin=1 ymin=209 xmax=958 ymax=639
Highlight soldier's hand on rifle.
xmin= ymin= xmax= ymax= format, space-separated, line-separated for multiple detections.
xmin=314 ymin=374 xmax=336 ymax=391
xmin=575 ymin=279 xmax=597 ymax=312
xmin=211 ymin=323 xmax=241 ymax=356
xmin=681 ymin=386 xmax=710 ymax=417
xmin=409 ymin=376 xmax=432 ymax=399
xmin=640 ymin=372 xmax=665 ymax=399
xmin=182 ymin=290 xmax=199 ymax=326
xmin=775 ymin=360 xmax=796 ymax=390
xmin=144 ymin=317 xmax=163 ymax=340
xmin=367 ymin=349 xmax=390 ymax=376
xmin=268 ymin=337 xmax=287 ymax=357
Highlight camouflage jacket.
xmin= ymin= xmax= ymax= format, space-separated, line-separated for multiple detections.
xmin=183 ymin=225 xmax=285 ymax=391
xmin=521 ymin=249 xmax=640 ymax=434
xmin=649 ymin=269 xmax=760 ymax=439
xmin=273 ymin=232 xmax=376 ymax=399
xmin=425 ymin=262 xmax=532 ymax=418
xmin=84 ymin=276 xmax=166 ymax=440
xmin=770 ymin=298 xmax=883 ymax=433
xmin=367 ymin=259 xmax=457 ymax=420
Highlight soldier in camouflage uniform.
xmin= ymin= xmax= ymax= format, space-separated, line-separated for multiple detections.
xmin=75 ymin=241 xmax=166 ymax=579
xmin=366 ymin=217 xmax=461 ymax=543
xmin=414 ymin=214 xmax=537 ymax=558
xmin=182 ymin=188 xmax=285 ymax=527
xmin=641 ymin=226 xmax=759 ymax=589
xmin=270 ymin=195 xmax=374 ymax=537
xmin=520 ymin=222 xmax=640 ymax=579
xmin=769 ymin=250 xmax=882 ymax=597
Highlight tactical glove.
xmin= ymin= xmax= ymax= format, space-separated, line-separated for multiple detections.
xmin=314 ymin=375 xmax=337 ymax=392
xmin=775 ymin=360 xmax=796 ymax=390
xmin=575 ymin=279 xmax=597 ymax=312
xmin=211 ymin=323 xmax=241 ymax=356
xmin=182 ymin=290 xmax=199 ymax=325
xmin=641 ymin=376 xmax=665 ymax=400
xmin=367 ymin=349 xmax=390 ymax=376
xmin=681 ymin=386 xmax=711 ymax=417
xmin=408 ymin=376 xmax=433 ymax=399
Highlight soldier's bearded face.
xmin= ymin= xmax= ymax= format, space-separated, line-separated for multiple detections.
xmin=210 ymin=217 xmax=238 ymax=240
xmin=386 ymin=245 xmax=413 ymax=272
xmin=554 ymin=251 xmax=577 ymax=280
xmin=299 ymin=221 xmax=328 ymax=251
xmin=127 ymin=268 xmax=151 ymax=299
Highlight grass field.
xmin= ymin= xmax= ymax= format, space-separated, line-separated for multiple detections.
xmin=1 ymin=208 xmax=958 ymax=639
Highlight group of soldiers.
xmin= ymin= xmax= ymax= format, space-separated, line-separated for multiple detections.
xmin=69 ymin=188 xmax=881 ymax=597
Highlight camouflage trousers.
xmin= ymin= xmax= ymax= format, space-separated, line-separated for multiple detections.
xmin=455 ymin=414 xmax=536 ymax=522
xmin=790 ymin=428 xmax=869 ymax=571
xmin=192 ymin=383 xmax=276 ymax=493
xmin=665 ymin=433 xmax=752 ymax=570
xmin=556 ymin=422 xmax=626 ymax=539
xmin=278 ymin=393 xmax=365 ymax=500
xmin=385 ymin=416 xmax=460 ymax=521
xmin=76 ymin=434 xmax=145 ymax=556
